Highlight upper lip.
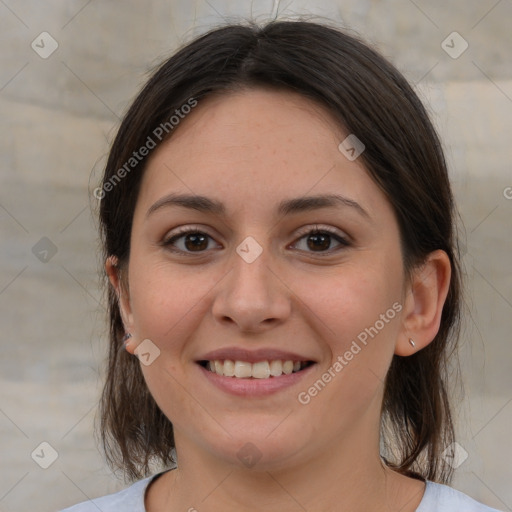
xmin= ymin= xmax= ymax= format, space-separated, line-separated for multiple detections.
xmin=196 ymin=347 xmax=316 ymax=364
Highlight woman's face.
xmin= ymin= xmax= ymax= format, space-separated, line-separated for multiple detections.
xmin=117 ymin=88 xmax=409 ymax=470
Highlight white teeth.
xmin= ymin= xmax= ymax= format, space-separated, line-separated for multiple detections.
xmin=234 ymin=361 xmax=252 ymax=378
xmin=269 ymin=360 xmax=283 ymax=377
xmin=252 ymin=361 xmax=270 ymax=379
xmin=223 ymin=359 xmax=235 ymax=377
xmin=204 ymin=359 xmax=308 ymax=378
xmin=282 ymin=360 xmax=294 ymax=375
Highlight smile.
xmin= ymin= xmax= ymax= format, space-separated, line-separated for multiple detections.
xmin=199 ymin=359 xmax=313 ymax=378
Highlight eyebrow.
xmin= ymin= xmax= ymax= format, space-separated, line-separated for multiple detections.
xmin=146 ymin=193 xmax=370 ymax=219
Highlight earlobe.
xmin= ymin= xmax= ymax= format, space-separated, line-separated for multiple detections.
xmin=105 ymin=256 xmax=135 ymax=342
xmin=121 ymin=332 xmax=136 ymax=355
xmin=395 ymin=250 xmax=451 ymax=356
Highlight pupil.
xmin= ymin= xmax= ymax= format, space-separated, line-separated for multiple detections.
xmin=185 ymin=233 xmax=208 ymax=251
xmin=307 ymin=233 xmax=330 ymax=251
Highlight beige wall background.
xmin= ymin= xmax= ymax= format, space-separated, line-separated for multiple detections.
xmin=0 ymin=1 xmax=511 ymax=511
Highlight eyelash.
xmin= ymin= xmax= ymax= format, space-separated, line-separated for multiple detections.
xmin=161 ymin=224 xmax=350 ymax=256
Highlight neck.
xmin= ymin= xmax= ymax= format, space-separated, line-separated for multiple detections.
xmin=146 ymin=420 xmax=425 ymax=512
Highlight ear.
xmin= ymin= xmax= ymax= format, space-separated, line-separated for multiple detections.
xmin=105 ymin=256 xmax=136 ymax=355
xmin=395 ymin=250 xmax=451 ymax=356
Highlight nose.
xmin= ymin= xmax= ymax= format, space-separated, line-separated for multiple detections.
xmin=211 ymin=244 xmax=291 ymax=334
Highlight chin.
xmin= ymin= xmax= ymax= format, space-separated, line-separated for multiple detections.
xmin=200 ymin=424 xmax=312 ymax=472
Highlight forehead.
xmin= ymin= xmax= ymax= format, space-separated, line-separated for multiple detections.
xmin=136 ymin=88 xmax=388 ymax=221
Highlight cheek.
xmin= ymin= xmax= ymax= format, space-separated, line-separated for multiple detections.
xmin=127 ymin=262 xmax=217 ymax=424
xmin=298 ymin=263 xmax=402 ymax=351
xmin=294 ymin=274 xmax=401 ymax=433
xmin=127 ymin=259 xmax=220 ymax=354
xmin=292 ymin=259 xmax=403 ymax=411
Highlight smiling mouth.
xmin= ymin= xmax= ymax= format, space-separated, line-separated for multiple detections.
xmin=198 ymin=359 xmax=315 ymax=379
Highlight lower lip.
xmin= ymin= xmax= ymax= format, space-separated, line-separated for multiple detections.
xmin=197 ymin=363 xmax=316 ymax=397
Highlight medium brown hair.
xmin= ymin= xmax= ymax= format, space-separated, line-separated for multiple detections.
xmin=97 ymin=19 xmax=462 ymax=483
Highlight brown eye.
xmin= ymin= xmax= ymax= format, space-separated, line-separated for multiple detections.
xmin=306 ymin=232 xmax=332 ymax=251
xmin=293 ymin=228 xmax=350 ymax=254
xmin=163 ymin=229 xmax=218 ymax=254
xmin=182 ymin=233 xmax=209 ymax=251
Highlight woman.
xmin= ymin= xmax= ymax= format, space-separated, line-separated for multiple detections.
xmin=61 ymin=20 xmax=503 ymax=512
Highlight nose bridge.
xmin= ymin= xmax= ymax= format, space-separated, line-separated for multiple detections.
xmin=212 ymin=235 xmax=290 ymax=330
xmin=232 ymin=239 xmax=272 ymax=296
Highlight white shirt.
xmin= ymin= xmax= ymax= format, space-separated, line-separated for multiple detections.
xmin=60 ymin=473 xmax=504 ymax=511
